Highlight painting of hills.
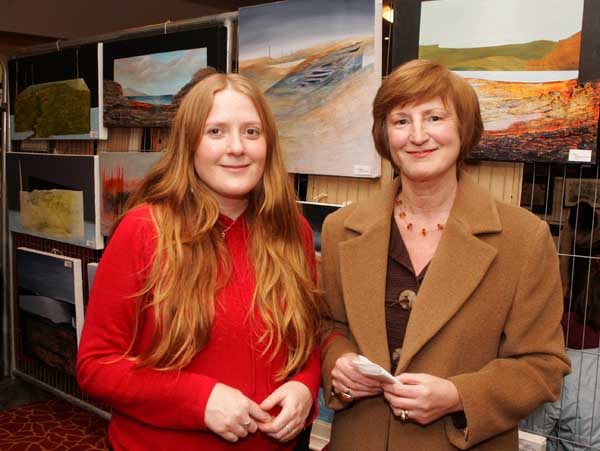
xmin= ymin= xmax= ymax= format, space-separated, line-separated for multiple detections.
xmin=114 ymin=48 xmax=207 ymax=105
xmin=105 ymin=48 xmax=215 ymax=128
xmin=239 ymin=0 xmax=381 ymax=177
xmin=420 ymin=32 xmax=581 ymax=73
xmin=419 ymin=0 xmax=596 ymax=162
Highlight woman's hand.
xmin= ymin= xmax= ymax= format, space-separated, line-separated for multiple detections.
xmin=258 ymin=381 xmax=313 ymax=442
xmin=331 ymin=352 xmax=383 ymax=402
xmin=204 ymin=383 xmax=272 ymax=442
xmin=382 ymin=373 xmax=463 ymax=425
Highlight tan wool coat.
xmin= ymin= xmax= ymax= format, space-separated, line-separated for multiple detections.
xmin=320 ymin=174 xmax=571 ymax=451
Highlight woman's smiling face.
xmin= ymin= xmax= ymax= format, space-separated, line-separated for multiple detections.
xmin=386 ymin=96 xmax=461 ymax=183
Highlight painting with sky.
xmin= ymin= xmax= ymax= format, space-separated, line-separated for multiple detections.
xmin=114 ymin=48 xmax=207 ymax=105
xmin=419 ymin=0 xmax=600 ymax=163
xmin=239 ymin=0 xmax=381 ymax=177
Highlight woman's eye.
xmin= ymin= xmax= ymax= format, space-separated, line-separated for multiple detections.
xmin=430 ymin=115 xmax=442 ymax=122
xmin=207 ymin=127 xmax=222 ymax=136
xmin=394 ymin=119 xmax=408 ymax=126
xmin=245 ymin=128 xmax=261 ymax=137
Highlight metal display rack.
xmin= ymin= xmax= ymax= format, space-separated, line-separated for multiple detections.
xmin=1 ymin=12 xmax=236 ymax=414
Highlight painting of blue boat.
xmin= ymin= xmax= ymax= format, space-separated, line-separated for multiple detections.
xmin=239 ymin=0 xmax=382 ymax=177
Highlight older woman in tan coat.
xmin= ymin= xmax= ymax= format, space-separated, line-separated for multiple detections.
xmin=320 ymin=60 xmax=570 ymax=450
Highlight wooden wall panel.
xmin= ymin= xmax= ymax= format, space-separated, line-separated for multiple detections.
xmin=463 ymin=161 xmax=523 ymax=206
xmin=305 ymin=160 xmax=523 ymax=207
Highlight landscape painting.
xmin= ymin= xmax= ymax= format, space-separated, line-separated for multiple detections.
xmin=103 ymin=26 xmax=228 ymax=127
xmin=100 ymin=151 xmax=164 ymax=235
xmin=239 ymin=0 xmax=382 ymax=177
xmin=419 ymin=0 xmax=599 ymax=163
xmin=17 ymin=247 xmax=83 ymax=377
xmin=8 ymin=43 xmax=107 ymax=140
xmin=7 ymin=153 xmax=103 ymax=249
xmin=114 ymin=48 xmax=207 ymax=104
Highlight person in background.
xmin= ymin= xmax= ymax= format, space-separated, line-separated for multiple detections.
xmin=320 ymin=59 xmax=570 ymax=450
xmin=559 ymin=201 xmax=600 ymax=309
xmin=77 ymin=73 xmax=322 ymax=451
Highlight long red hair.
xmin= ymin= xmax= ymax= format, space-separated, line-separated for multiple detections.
xmin=124 ymin=73 xmax=321 ymax=379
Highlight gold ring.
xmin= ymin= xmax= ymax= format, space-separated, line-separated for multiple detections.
xmin=338 ymin=387 xmax=354 ymax=402
xmin=242 ymin=420 xmax=251 ymax=429
xmin=286 ymin=425 xmax=293 ymax=434
xmin=399 ymin=409 xmax=409 ymax=422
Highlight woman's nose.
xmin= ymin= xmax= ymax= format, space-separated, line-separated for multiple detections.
xmin=226 ymin=132 xmax=244 ymax=154
xmin=409 ymin=122 xmax=429 ymax=145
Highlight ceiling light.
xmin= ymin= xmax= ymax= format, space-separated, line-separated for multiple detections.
xmin=383 ymin=5 xmax=394 ymax=23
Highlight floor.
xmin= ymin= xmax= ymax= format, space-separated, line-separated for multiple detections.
xmin=0 ymin=372 xmax=51 ymax=411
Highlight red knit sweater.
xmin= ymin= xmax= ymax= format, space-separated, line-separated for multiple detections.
xmin=77 ymin=205 xmax=321 ymax=451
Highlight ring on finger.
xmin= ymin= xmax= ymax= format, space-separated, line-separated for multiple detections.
xmin=241 ymin=420 xmax=251 ymax=429
xmin=286 ymin=424 xmax=293 ymax=435
xmin=338 ymin=387 xmax=354 ymax=402
xmin=399 ymin=409 xmax=409 ymax=422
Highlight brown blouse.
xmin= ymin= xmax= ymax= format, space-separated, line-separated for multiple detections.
xmin=385 ymin=216 xmax=429 ymax=374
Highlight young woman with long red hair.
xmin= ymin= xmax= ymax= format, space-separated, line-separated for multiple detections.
xmin=77 ymin=73 xmax=322 ymax=451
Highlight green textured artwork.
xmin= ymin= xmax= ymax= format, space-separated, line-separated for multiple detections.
xmin=20 ymin=189 xmax=84 ymax=240
xmin=14 ymin=79 xmax=90 ymax=138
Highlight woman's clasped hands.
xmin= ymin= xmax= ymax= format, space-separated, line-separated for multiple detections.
xmin=331 ymin=353 xmax=463 ymax=425
xmin=205 ymin=381 xmax=313 ymax=443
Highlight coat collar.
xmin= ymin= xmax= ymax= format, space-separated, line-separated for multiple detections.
xmin=338 ymin=172 xmax=502 ymax=372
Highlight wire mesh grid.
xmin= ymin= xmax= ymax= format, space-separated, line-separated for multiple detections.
xmin=519 ymin=162 xmax=600 ymax=450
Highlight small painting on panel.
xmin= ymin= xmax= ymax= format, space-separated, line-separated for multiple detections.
xmin=17 ymin=247 xmax=84 ymax=377
xmin=100 ymin=151 xmax=164 ymax=235
xmin=8 ymin=43 xmax=106 ymax=140
xmin=103 ymin=26 xmax=227 ymax=127
xmin=7 ymin=153 xmax=103 ymax=249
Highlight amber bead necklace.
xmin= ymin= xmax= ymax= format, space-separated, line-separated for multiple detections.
xmin=394 ymin=195 xmax=446 ymax=237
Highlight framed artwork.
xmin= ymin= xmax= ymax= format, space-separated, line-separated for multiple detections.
xmin=239 ymin=0 xmax=382 ymax=177
xmin=564 ymin=178 xmax=600 ymax=208
xmin=16 ymin=247 xmax=84 ymax=377
xmin=8 ymin=43 xmax=107 ymax=140
xmin=520 ymin=176 xmax=554 ymax=215
xmin=103 ymin=26 xmax=228 ymax=127
xmin=393 ymin=0 xmax=600 ymax=163
xmin=100 ymin=151 xmax=164 ymax=235
xmin=6 ymin=152 xmax=103 ymax=249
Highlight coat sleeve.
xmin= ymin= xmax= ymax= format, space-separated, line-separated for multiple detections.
xmin=446 ymin=220 xmax=571 ymax=449
xmin=76 ymin=208 xmax=218 ymax=431
xmin=319 ymin=214 xmax=361 ymax=411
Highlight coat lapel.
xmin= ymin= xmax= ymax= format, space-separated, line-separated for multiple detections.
xmin=338 ymin=178 xmax=401 ymax=371
xmin=396 ymin=174 xmax=502 ymax=373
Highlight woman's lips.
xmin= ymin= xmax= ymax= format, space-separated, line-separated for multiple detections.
xmin=407 ymin=149 xmax=435 ymax=158
xmin=220 ymin=164 xmax=250 ymax=171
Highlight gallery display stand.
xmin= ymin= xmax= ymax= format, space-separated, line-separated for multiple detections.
xmin=1 ymin=56 xmax=9 ymax=377
xmin=1 ymin=12 xmax=236 ymax=415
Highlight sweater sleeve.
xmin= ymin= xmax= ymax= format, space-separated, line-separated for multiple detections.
xmin=445 ymin=220 xmax=571 ymax=449
xmin=288 ymin=215 xmax=322 ymax=424
xmin=76 ymin=207 xmax=218 ymax=431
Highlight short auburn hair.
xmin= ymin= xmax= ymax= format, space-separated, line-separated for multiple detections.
xmin=372 ymin=59 xmax=483 ymax=167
